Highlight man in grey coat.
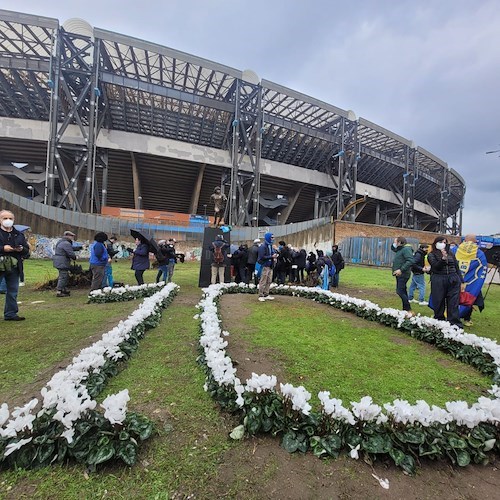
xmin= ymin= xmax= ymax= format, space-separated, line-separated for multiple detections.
xmin=53 ymin=231 xmax=77 ymax=297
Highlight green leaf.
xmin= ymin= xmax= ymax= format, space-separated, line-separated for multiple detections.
xmin=400 ymin=454 xmax=416 ymax=475
xmin=483 ymin=438 xmax=496 ymax=452
xmin=297 ymin=439 xmax=308 ymax=453
xmin=456 ymin=450 xmax=471 ymax=467
xmin=119 ymin=431 xmax=130 ymax=441
xmin=362 ymin=434 xmax=392 ymax=454
xmin=448 ymin=436 xmax=467 ymax=449
xmin=389 ymin=447 xmax=406 ymax=466
xmin=87 ymin=443 xmax=115 ymax=466
xmin=36 ymin=443 xmax=55 ymax=465
xmin=229 ymin=425 xmax=245 ymax=440
xmin=261 ymin=417 xmax=273 ymax=433
xmin=322 ymin=435 xmax=342 ymax=455
xmin=244 ymin=414 xmax=261 ymax=435
xmin=116 ymin=442 xmax=137 ymax=466
xmin=395 ymin=428 xmax=425 ymax=444
xmin=282 ymin=432 xmax=299 ymax=453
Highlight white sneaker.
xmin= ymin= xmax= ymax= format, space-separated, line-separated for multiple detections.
xmin=265 ymin=296 xmax=275 ymax=300
xmin=258 ymin=297 xmax=266 ymax=302
xmin=419 ymin=301 xmax=428 ymax=306
xmin=409 ymin=299 xmax=418 ymax=303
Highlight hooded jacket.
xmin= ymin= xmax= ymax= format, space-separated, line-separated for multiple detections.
xmin=257 ymin=232 xmax=276 ymax=268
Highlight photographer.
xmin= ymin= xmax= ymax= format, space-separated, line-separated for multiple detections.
xmin=52 ymin=230 xmax=77 ymax=297
xmin=165 ymin=238 xmax=177 ymax=282
xmin=0 ymin=210 xmax=30 ymax=320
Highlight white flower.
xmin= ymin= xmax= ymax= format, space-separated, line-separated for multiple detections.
xmin=61 ymin=427 xmax=75 ymax=443
xmin=351 ymin=396 xmax=383 ymax=422
xmin=280 ymin=383 xmax=312 ymax=415
xmin=3 ymin=437 xmax=33 ymax=457
xmin=101 ymin=390 xmax=130 ymax=425
xmin=349 ymin=444 xmax=360 ymax=459
xmin=0 ymin=403 xmax=9 ymax=427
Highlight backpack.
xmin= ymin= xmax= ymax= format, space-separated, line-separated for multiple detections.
xmin=213 ymin=244 xmax=224 ymax=264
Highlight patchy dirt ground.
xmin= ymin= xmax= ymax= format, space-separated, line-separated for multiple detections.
xmin=214 ymin=293 xmax=500 ymax=500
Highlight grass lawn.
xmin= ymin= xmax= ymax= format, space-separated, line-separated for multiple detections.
xmin=0 ymin=258 xmax=499 ymax=498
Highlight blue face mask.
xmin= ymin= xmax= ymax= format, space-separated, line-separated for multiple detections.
xmin=278 ymin=245 xmax=283 ymax=250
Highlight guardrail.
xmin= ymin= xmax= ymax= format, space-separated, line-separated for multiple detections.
xmin=0 ymin=187 xmax=331 ymax=241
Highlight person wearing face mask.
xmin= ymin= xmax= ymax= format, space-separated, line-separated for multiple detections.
xmin=0 ymin=210 xmax=30 ymax=321
xmin=391 ymin=237 xmax=415 ymax=315
xmin=427 ymin=236 xmax=463 ymax=327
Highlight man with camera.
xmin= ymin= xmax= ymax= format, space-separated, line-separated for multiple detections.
xmin=52 ymin=230 xmax=77 ymax=297
xmin=0 ymin=210 xmax=30 ymax=320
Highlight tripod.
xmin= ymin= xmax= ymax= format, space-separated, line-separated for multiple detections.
xmin=483 ymin=265 xmax=498 ymax=301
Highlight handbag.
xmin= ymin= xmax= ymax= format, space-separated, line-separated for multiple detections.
xmin=0 ymin=255 xmax=15 ymax=273
xmin=459 ymin=291 xmax=476 ymax=307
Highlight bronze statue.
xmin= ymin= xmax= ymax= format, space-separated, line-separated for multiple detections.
xmin=210 ymin=187 xmax=227 ymax=227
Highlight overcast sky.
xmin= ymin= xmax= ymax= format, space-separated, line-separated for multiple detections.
xmin=3 ymin=0 xmax=500 ymax=235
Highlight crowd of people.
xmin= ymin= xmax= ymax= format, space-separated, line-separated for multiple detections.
xmin=0 ymin=206 xmax=491 ymax=330
xmin=391 ymin=234 xmax=488 ymax=328
xmin=208 ymin=232 xmax=345 ymax=300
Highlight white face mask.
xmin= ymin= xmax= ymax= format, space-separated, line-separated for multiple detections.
xmin=392 ymin=242 xmax=398 ymax=248
xmin=436 ymin=242 xmax=446 ymax=250
xmin=1 ymin=219 xmax=14 ymax=229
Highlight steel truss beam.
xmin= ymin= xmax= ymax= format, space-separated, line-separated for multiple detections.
xmin=227 ymin=79 xmax=263 ymax=226
xmin=46 ymin=29 xmax=104 ymax=212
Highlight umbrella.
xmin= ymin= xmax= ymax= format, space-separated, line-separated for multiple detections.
xmin=130 ymin=229 xmax=159 ymax=254
xmin=14 ymin=224 xmax=30 ymax=233
xmin=484 ymin=245 xmax=500 ymax=266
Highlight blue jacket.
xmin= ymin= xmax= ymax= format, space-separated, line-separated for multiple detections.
xmin=89 ymin=241 xmax=109 ymax=266
xmin=257 ymin=232 xmax=275 ymax=268
xmin=131 ymin=242 xmax=150 ymax=271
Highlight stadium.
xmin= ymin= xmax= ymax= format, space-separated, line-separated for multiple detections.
xmin=0 ymin=9 xmax=465 ymax=236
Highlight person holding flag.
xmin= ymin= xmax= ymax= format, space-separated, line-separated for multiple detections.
xmin=452 ymin=234 xmax=488 ymax=326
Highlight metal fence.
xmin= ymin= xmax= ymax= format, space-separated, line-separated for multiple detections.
xmin=341 ymin=236 xmax=419 ymax=267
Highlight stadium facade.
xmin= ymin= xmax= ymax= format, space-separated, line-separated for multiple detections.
xmin=0 ymin=9 xmax=465 ymax=234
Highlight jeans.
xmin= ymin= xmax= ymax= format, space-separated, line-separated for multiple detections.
xmin=408 ymin=273 xmax=426 ymax=301
xmin=331 ymin=271 xmax=340 ymax=287
xmin=395 ymin=275 xmax=411 ymax=311
xmin=1 ymin=269 xmax=20 ymax=319
xmin=102 ymin=263 xmax=114 ymax=288
xmin=57 ymin=269 xmax=70 ymax=292
xmin=167 ymin=260 xmax=176 ymax=282
xmin=156 ymin=264 xmax=168 ymax=282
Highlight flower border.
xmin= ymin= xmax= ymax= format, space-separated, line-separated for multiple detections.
xmin=196 ymin=283 xmax=499 ymax=474
xmin=1 ymin=283 xmax=179 ymax=470
xmin=88 ymin=281 xmax=167 ymax=303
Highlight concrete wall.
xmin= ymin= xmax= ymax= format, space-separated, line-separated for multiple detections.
xmin=1 ymin=199 xmax=94 ymax=240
